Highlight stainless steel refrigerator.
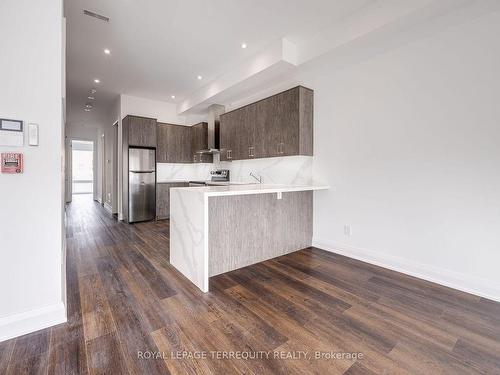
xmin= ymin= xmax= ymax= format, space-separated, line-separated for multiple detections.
xmin=128 ymin=148 xmax=156 ymax=223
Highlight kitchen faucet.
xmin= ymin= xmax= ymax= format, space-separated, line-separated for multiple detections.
xmin=249 ymin=172 xmax=262 ymax=184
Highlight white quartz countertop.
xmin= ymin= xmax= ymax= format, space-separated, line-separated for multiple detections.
xmin=170 ymin=183 xmax=329 ymax=197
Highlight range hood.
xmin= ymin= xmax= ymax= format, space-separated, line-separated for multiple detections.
xmin=197 ymin=104 xmax=225 ymax=154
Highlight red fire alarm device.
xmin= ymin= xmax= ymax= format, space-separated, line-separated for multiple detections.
xmin=1 ymin=152 xmax=23 ymax=173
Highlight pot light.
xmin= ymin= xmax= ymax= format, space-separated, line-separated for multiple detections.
xmin=171 ymin=95 xmax=176 ymax=99
xmin=88 ymin=96 xmax=95 ymax=100
xmin=104 ymin=48 xmax=111 ymax=55
xmin=84 ymin=108 xmax=91 ymax=112
xmin=85 ymin=103 xmax=93 ymax=109
xmin=94 ymin=79 xmax=100 ymax=84
xmin=197 ymin=75 xmax=202 ymax=80
xmin=91 ymin=89 xmax=97 ymax=94
xmin=241 ymin=43 xmax=247 ymax=49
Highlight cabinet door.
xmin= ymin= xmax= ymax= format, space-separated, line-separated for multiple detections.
xmin=164 ymin=125 xmax=178 ymax=162
xmin=141 ymin=118 xmax=157 ymax=147
xmin=278 ymin=87 xmax=299 ymax=156
xmin=156 ymin=183 xmax=169 ymax=219
xmin=128 ymin=116 xmax=157 ymax=147
xmin=156 ymin=123 xmax=167 ymax=162
xmin=262 ymin=93 xmax=283 ymax=158
xmin=298 ymin=86 xmax=314 ymax=156
xmin=180 ymin=126 xmax=193 ymax=163
xmin=156 ymin=182 xmax=188 ymax=219
xmin=262 ymin=88 xmax=299 ymax=157
xmin=128 ymin=116 xmax=143 ymax=146
xmin=251 ymin=101 xmax=267 ymax=158
xmin=235 ymin=104 xmax=249 ymax=160
xmin=220 ymin=112 xmax=236 ymax=161
xmin=164 ymin=125 xmax=191 ymax=163
xmin=191 ymin=122 xmax=206 ymax=152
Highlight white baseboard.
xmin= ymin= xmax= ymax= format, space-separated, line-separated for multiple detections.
xmin=0 ymin=302 xmax=67 ymax=343
xmin=104 ymin=202 xmax=112 ymax=213
xmin=312 ymin=238 xmax=500 ymax=303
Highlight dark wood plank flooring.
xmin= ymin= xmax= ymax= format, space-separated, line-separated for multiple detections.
xmin=1 ymin=195 xmax=499 ymax=374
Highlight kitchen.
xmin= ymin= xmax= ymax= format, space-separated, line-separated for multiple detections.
xmin=121 ymin=86 xmax=328 ymax=291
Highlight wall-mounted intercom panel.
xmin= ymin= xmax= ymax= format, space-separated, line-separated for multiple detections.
xmin=0 ymin=118 xmax=24 ymax=147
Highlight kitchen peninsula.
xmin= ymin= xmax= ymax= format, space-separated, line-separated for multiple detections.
xmin=170 ymin=183 xmax=328 ymax=292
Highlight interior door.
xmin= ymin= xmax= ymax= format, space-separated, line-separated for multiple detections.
xmin=65 ymin=137 xmax=72 ymax=202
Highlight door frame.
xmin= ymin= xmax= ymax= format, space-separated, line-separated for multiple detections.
xmin=112 ymin=121 xmax=119 ymax=214
xmin=66 ymin=137 xmax=97 ymax=202
xmin=101 ymin=132 xmax=105 ymax=205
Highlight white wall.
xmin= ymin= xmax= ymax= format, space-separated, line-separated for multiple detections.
xmin=0 ymin=0 xmax=66 ymax=341
xmin=302 ymin=11 xmax=500 ymax=301
xmin=208 ymin=10 xmax=500 ymax=301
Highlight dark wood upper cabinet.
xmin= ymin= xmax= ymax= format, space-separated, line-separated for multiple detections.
xmin=219 ymin=86 xmax=313 ymax=161
xmin=157 ymin=123 xmax=192 ymax=163
xmin=127 ymin=115 xmax=157 ymax=147
xmin=191 ymin=122 xmax=213 ymax=163
xmin=219 ymin=110 xmax=237 ymax=161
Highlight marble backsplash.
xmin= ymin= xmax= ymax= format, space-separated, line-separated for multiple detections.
xmin=157 ymin=155 xmax=313 ymax=185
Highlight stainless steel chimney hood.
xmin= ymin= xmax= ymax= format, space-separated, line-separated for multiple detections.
xmin=197 ymin=104 xmax=225 ymax=154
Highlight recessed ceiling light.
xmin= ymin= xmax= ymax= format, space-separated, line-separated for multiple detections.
xmin=241 ymin=43 xmax=247 ymax=49
xmin=90 ymin=89 xmax=97 ymax=94
xmin=84 ymin=108 xmax=91 ymax=112
xmin=104 ymin=48 xmax=111 ymax=55
xmin=94 ymin=79 xmax=100 ymax=84
xmin=85 ymin=104 xmax=93 ymax=109
xmin=88 ymin=96 xmax=95 ymax=100
xmin=171 ymin=95 xmax=176 ymax=99
xmin=197 ymin=75 xmax=202 ymax=80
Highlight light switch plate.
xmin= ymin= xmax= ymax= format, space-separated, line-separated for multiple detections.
xmin=28 ymin=123 xmax=39 ymax=146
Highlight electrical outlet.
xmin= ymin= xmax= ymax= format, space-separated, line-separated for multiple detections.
xmin=276 ymin=192 xmax=282 ymax=200
xmin=344 ymin=224 xmax=352 ymax=236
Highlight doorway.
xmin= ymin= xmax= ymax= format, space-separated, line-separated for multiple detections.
xmin=71 ymin=140 xmax=94 ymax=195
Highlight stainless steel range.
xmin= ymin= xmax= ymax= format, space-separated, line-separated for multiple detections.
xmin=189 ymin=169 xmax=229 ymax=186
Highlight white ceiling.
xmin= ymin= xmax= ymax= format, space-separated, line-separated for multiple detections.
xmin=64 ymin=0 xmax=374 ymax=128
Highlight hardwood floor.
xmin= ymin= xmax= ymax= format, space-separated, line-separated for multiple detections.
xmin=1 ymin=195 xmax=499 ymax=374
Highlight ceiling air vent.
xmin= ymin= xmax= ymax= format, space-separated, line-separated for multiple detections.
xmin=83 ymin=9 xmax=109 ymax=22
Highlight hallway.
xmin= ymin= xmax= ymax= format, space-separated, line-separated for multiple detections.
xmin=0 ymin=196 xmax=499 ymax=374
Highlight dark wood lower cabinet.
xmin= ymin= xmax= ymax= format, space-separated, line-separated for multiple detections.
xmin=156 ymin=182 xmax=188 ymax=219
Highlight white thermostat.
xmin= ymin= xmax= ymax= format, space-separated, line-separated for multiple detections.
xmin=28 ymin=123 xmax=39 ymax=146
xmin=0 ymin=118 xmax=24 ymax=147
